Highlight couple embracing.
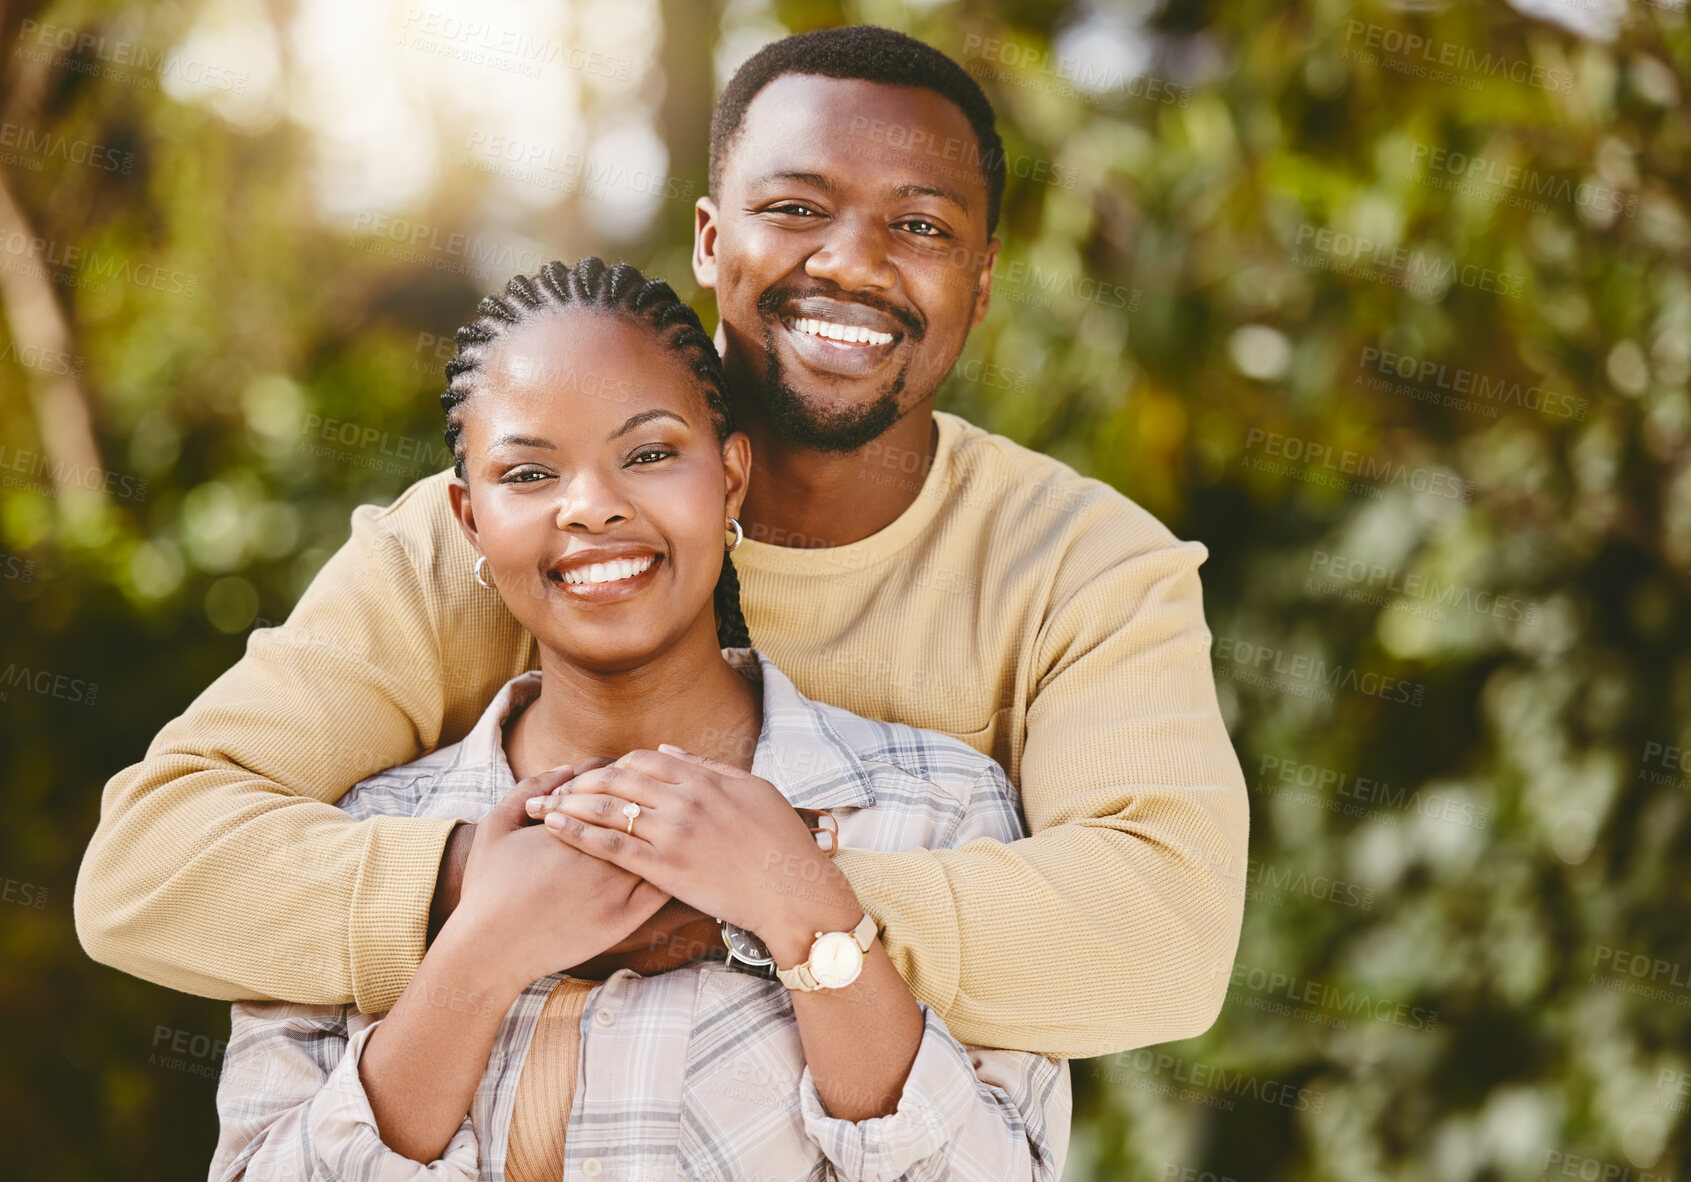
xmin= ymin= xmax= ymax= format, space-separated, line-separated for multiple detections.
xmin=76 ymin=25 xmax=1248 ymax=1182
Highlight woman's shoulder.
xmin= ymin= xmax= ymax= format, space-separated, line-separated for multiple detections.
xmin=746 ymin=650 xmax=1024 ymax=846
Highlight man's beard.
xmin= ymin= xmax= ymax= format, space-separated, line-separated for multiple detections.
xmin=749 ymin=282 xmax=925 ymax=454
xmin=754 ymin=333 xmax=910 ymax=454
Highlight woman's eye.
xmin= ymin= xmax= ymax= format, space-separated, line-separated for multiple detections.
xmin=630 ymin=448 xmax=675 ymax=465
xmin=502 ymin=467 xmax=551 ymax=484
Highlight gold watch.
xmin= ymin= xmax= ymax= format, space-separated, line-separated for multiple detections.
xmin=776 ymin=913 xmax=878 ymax=992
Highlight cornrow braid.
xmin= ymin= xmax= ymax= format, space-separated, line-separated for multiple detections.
xmin=441 ymin=257 xmax=751 ymax=650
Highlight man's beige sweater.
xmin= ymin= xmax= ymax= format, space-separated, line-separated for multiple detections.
xmin=74 ymin=411 xmax=1248 ymax=1057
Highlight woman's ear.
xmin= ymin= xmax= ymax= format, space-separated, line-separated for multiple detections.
xmin=448 ymin=477 xmax=482 ymax=556
xmin=721 ymin=431 xmax=751 ymax=522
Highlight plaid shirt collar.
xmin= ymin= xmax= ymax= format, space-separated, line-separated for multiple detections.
xmin=452 ymin=646 xmax=877 ymax=814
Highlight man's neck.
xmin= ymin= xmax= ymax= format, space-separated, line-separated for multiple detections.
xmin=732 ymin=395 xmax=939 ymax=550
xmin=505 ymin=627 xmax=763 ymax=780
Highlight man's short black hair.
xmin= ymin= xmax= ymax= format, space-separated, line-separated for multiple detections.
xmin=709 ymin=25 xmax=1006 ymax=236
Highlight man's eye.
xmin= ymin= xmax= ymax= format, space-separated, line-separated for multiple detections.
xmin=899 ymin=219 xmax=946 ymax=237
xmin=770 ymin=203 xmax=819 ymax=217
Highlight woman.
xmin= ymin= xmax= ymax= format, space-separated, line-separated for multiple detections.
xmin=209 ymin=258 xmax=1069 ymax=1182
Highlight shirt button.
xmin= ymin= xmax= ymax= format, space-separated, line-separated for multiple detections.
xmin=582 ymin=1158 xmax=603 ymax=1177
xmin=593 ymin=1009 xmax=615 ymax=1027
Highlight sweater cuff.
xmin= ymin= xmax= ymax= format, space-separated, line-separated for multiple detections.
xmin=798 ymin=1004 xmax=980 ymax=1181
xmin=830 ymin=847 xmax=961 ymax=1019
xmin=309 ymin=1019 xmax=480 ymax=1179
xmin=348 ymin=814 xmax=461 ymax=1014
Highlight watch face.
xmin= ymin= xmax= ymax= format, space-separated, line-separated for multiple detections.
xmin=808 ymin=931 xmax=865 ymax=989
xmin=721 ymin=921 xmax=774 ymax=966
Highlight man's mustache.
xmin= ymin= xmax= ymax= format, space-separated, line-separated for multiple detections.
xmin=756 ymin=284 xmax=925 ymax=342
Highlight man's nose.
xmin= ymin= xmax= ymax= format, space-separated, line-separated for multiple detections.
xmin=804 ymin=215 xmax=895 ymax=291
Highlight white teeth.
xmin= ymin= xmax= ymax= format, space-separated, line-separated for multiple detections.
xmin=561 ymin=555 xmax=655 ymax=586
xmin=793 ymin=317 xmax=892 ymax=347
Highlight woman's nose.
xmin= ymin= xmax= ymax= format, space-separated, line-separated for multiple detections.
xmin=555 ymin=471 xmax=635 ymax=531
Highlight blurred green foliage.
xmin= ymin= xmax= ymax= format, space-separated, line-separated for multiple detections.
xmin=2 ymin=0 xmax=1689 ymax=1178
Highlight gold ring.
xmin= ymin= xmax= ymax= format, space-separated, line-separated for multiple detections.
xmin=623 ymin=801 xmax=641 ymax=835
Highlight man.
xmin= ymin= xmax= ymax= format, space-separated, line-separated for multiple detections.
xmin=75 ymin=25 xmax=1247 ymax=1058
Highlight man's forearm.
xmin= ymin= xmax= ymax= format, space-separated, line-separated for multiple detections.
xmin=830 ymin=819 xmax=1244 ymax=1059
xmin=75 ymin=759 xmax=458 ymax=1009
xmin=427 ymin=822 xmax=476 ymax=945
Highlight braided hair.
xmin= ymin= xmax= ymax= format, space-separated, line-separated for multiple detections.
xmin=441 ymin=257 xmax=751 ymax=649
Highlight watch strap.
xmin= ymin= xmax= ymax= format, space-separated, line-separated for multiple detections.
xmin=726 ymin=954 xmax=777 ymax=980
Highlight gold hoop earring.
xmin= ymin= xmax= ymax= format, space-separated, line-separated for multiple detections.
xmin=725 ymin=519 xmax=743 ymax=553
xmin=473 ymin=555 xmax=494 ymax=589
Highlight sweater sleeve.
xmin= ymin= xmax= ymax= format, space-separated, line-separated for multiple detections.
xmin=73 ymin=471 xmax=528 ymax=1012
xmin=830 ymin=533 xmax=1250 ymax=1058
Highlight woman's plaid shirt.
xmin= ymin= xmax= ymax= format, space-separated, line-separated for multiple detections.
xmin=209 ymin=649 xmax=1071 ymax=1182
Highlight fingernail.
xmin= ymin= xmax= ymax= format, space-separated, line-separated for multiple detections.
xmin=526 ymin=797 xmax=544 ymax=815
xmin=545 ymin=813 xmax=565 ymax=830
xmin=815 ymin=831 xmax=834 ymax=852
xmin=658 ymin=743 xmax=688 ymax=756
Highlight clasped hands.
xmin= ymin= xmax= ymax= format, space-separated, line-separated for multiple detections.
xmin=441 ymin=746 xmax=852 ymax=990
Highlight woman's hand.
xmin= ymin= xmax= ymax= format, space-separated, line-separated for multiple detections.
xmin=449 ymin=770 xmax=672 ymax=990
xmin=539 ymin=746 xmax=858 ymax=949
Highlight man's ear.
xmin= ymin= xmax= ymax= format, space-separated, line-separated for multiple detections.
xmin=693 ymin=196 xmax=720 ymax=291
xmin=447 ymin=477 xmax=482 ymax=557
xmin=721 ymin=431 xmax=752 ymax=522
xmin=969 ymin=237 xmax=1000 ymax=329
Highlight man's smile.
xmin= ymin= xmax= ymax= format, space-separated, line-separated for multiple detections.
xmin=773 ymin=293 xmax=916 ymax=377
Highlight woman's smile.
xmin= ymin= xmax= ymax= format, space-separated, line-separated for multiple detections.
xmin=545 ymin=549 xmax=667 ymax=604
